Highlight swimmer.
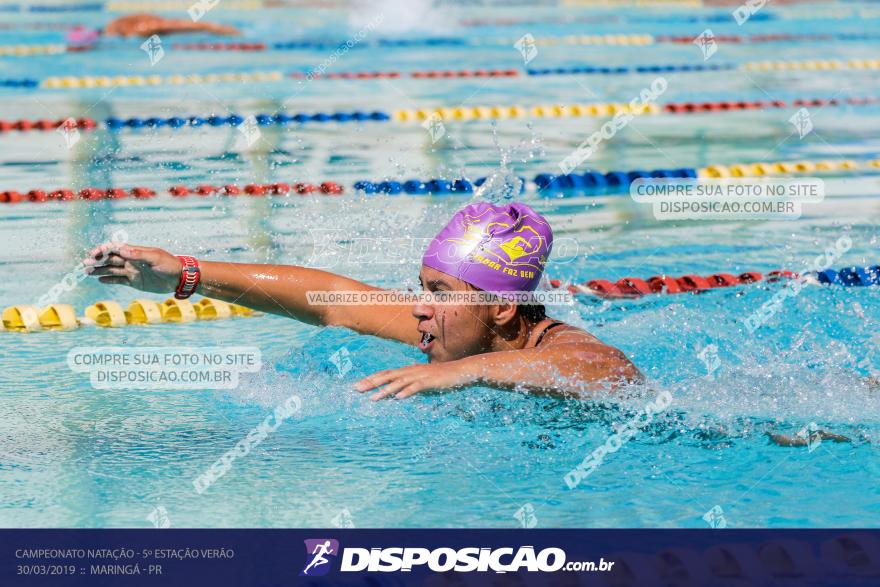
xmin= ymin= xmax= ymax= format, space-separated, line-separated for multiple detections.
xmin=66 ymin=13 xmax=239 ymax=46
xmin=83 ymin=202 xmax=642 ymax=399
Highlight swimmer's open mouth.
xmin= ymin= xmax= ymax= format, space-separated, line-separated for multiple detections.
xmin=419 ymin=332 xmax=436 ymax=352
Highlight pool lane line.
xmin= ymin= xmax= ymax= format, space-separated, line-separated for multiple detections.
xmin=555 ymin=265 xmax=880 ymax=300
xmin=1 ymin=298 xmax=258 ymax=333
xmin=0 ymin=182 xmax=344 ymax=203
xmin=352 ymin=159 xmax=880 ymax=195
xmin=0 ymin=43 xmax=66 ymax=56
xmin=0 ymin=117 xmax=96 ymax=132
xmin=458 ymin=8 xmax=880 ymax=26
xmin=5 ymin=31 xmax=878 ymax=59
xmin=27 ymin=59 xmax=880 ymax=89
xmin=0 ymin=0 xmax=262 ymax=11
xmin=2 ymin=159 xmax=879 ymax=204
xmin=4 ymin=266 xmax=878 ymax=333
xmin=0 ymin=95 xmax=868 ymax=134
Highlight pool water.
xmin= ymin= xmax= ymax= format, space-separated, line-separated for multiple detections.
xmin=1 ymin=1 xmax=879 ymax=528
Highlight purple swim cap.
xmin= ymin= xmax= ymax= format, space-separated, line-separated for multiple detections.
xmin=422 ymin=202 xmax=553 ymax=292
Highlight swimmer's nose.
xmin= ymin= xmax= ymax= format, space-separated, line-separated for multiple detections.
xmin=412 ymin=297 xmax=433 ymax=321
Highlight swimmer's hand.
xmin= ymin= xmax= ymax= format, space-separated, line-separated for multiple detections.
xmin=354 ymin=362 xmax=473 ymax=400
xmin=83 ymin=244 xmax=182 ymax=294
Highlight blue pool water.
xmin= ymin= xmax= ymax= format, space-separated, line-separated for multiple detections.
xmin=1 ymin=1 xmax=879 ymax=528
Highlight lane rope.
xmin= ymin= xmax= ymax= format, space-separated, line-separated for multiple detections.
xmin=1 ymin=297 xmax=257 ymax=333
xmin=25 ymin=59 xmax=880 ymax=89
xmin=0 ymin=95 xmax=862 ymax=135
xmin=0 ymin=117 xmax=96 ymax=133
xmin=353 ymin=159 xmax=880 ymax=195
xmin=549 ymin=265 xmax=880 ymax=299
xmin=22 ymin=33 xmax=872 ymax=57
xmin=3 ymin=159 xmax=879 ymax=204
xmin=0 ymin=181 xmax=344 ymax=203
xmin=0 ymin=43 xmax=67 ymax=56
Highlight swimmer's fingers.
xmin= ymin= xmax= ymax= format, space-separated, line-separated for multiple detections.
xmin=84 ymin=242 xmax=122 ymax=265
xmin=394 ymin=382 xmax=427 ymax=399
xmin=88 ymin=265 xmax=133 ymax=278
xmin=369 ymin=376 xmax=414 ymax=401
xmin=98 ymin=276 xmax=132 ymax=286
xmin=354 ymin=367 xmax=418 ymax=400
xmin=354 ymin=369 xmax=395 ymax=393
xmin=86 ymin=253 xmax=127 ymax=270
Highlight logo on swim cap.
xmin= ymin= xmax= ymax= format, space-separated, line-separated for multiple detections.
xmin=422 ymin=202 xmax=552 ymax=293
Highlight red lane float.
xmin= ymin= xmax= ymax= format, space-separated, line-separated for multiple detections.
xmin=658 ymin=34 xmax=840 ymax=44
xmin=0 ymin=182 xmax=344 ymax=204
xmin=0 ymin=118 xmax=97 ymax=133
xmin=171 ymin=42 xmax=267 ymax=51
xmin=288 ymin=69 xmax=519 ymax=80
xmin=664 ymin=96 xmax=878 ymax=114
xmin=549 ymin=271 xmax=774 ymax=299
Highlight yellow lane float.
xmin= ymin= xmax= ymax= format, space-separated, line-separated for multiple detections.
xmin=1 ymin=298 xmax=258 ymax=332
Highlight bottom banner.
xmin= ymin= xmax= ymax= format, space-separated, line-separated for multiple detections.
xmin=2 ymin=529 xmax=879 ymax=586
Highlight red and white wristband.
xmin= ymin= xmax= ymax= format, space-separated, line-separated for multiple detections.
xmin=174 ymin=255 xmax=201 ymax=300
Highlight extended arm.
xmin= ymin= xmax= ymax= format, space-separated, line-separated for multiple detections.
xmin=84 ymin=244 xmax=419 ymax=345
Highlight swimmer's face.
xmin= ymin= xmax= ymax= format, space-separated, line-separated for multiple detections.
xmin=414 ymin=266 xmax=495 ymax=363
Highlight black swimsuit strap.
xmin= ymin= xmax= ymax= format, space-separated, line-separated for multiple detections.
xmin=534 ymin=320 xmax=565 ymax=347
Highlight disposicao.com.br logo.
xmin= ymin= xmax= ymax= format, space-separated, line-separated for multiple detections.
xmin=301 ymin=542 xmax=614 ymax=574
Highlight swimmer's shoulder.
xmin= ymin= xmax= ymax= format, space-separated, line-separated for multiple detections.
xmin=533 ymin=319 xmax=602 ymax=347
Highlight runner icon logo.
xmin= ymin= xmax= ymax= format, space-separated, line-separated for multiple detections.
xmin=301 ymin=539 xmax=340 ymax=576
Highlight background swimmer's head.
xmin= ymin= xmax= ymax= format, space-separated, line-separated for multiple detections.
xmin=416 ymin=202 xmax=552 ymax=362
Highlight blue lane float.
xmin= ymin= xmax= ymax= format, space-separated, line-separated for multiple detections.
xmin=352 ymin=168 xmax=698 ymax=196
xmin=0 ymin=79 xmax=40 ymax=88
xmin=527 ymin=63 xmax=738 ymax=76
xmin=103 ymin=111 xmax=392 ymax=130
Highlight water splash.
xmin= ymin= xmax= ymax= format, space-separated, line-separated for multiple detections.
xmin=348 ymin=0 xmax=453 ymax=33
xmin=472 ymin=122 xmax=545 ymax=203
